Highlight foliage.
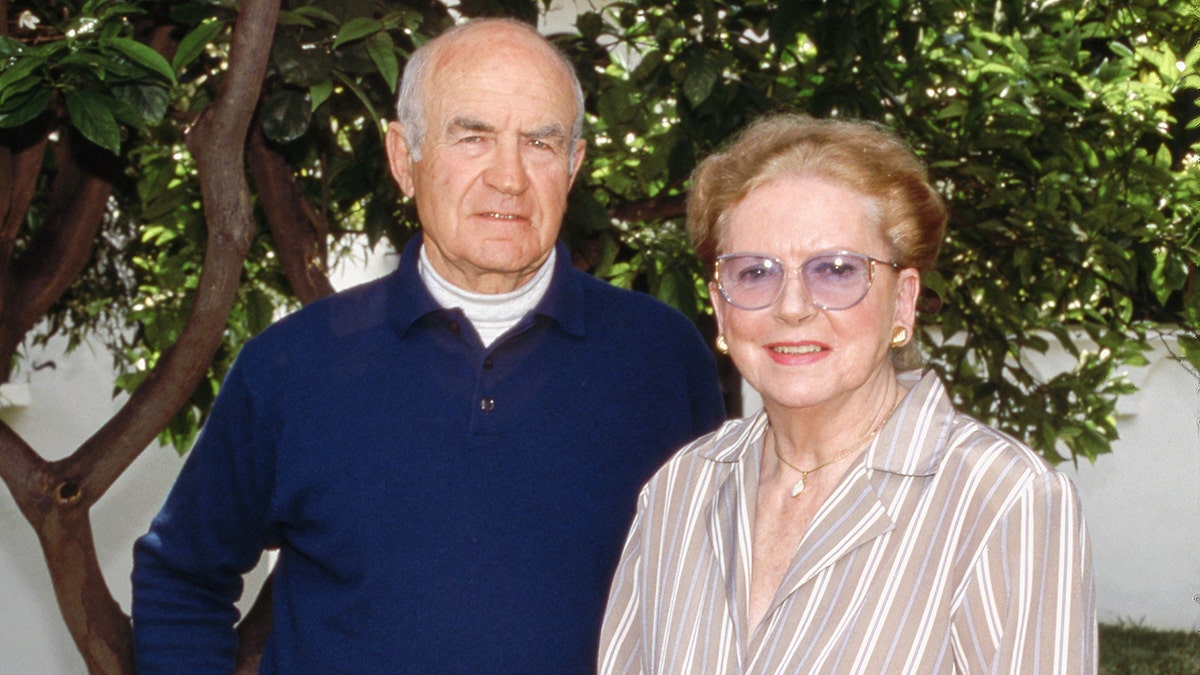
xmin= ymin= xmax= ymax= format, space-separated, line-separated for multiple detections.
xmin=2 ymin=0 xmax=1198 ymax=465
xmin=1099 ymin=622 xmax=1200 ymax=674
xmin=567 ymin=0 xmax=1200 ymax=464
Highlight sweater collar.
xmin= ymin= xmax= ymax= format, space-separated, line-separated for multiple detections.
xmin=386 ymin=232 xmax=586 ymax=339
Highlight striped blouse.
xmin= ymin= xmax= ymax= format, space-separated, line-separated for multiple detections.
xmin=600 ymin=371 xmax=1095 ymax=674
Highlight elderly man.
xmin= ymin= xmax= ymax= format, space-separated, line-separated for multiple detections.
xmin=131 ymin=18 xmax=724 ymax=674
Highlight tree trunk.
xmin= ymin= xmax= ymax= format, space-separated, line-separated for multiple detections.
xmin=0 ymin=0 xmax=282 ymax=671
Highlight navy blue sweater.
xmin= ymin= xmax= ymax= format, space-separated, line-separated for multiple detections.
xmin=132 ymin=234 xmax=725 ymax=673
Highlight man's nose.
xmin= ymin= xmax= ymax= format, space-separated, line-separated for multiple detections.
xmin=483 ymin=139 xmax=531 ymax=194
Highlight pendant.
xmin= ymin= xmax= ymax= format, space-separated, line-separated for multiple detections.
xmin=790 ymin=477 xmax=806 ymax=497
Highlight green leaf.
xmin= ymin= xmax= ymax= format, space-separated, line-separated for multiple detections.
xmin=173 ymin=20 xmax=226 ymax=72
xmin=112 ymin=83 xmax=170 ymax=124
xmin=334 ymin=71 xmax=382 ymax=141
xmin=104 ymin=37 xmax=177 ymax=84
xmin=365 ymin=32 xmax=399 ymax=94
xmin=576 ymin=11 xmax=603 ymax=40
xmin=0 ymin=57 xmax=43 ymax=98
xmin=333 ymin=18 xmax=384 ymax=49
xmin=309 ymin=81 xmax=334 ymax=111
xmin=260 ymin=89 xmax=312 ymax=143
xmin=0 ymin=68 xmax=43 ymax=107
xmin=0 ymin=35 xmax=26 ymax=58
xmin=683 ymin=50 xmax=720 ymax=108
xmin=293 ymin=6 xmax=339 ymax=23
xmin=657 ymin=264 xmax=697 ymax=320
xmin=0 ymin=87 xmax=52 ymax=128
xmin=64 ymin=89 xmax=122 ymax=154
xmin=274 ymin=33 xmax=334 ymax=88
xmin=276 ymin=10 xmax=317 ymax=28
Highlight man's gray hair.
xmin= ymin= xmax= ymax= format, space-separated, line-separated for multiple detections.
xmin=395 ymin=18 xmax=586 ymax=163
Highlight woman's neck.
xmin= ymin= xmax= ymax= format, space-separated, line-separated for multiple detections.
xmin=763 ymin=371 xmax=904 ymax=467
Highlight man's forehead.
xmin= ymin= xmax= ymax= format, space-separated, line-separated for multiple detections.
xmin=424 ymin=76 xmax=576 ymax=134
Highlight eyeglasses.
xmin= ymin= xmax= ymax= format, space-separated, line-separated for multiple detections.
xmin=714 ymin=251 xmax=902 ymax=311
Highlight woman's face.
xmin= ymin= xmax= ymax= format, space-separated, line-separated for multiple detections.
xmin=711 ymin=175 xmax=920 ymax=415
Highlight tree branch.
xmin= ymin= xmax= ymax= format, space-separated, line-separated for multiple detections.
xmin=64 ymin=0 xmax=280 ymax=509
xmin=8 ymin=0 xmax=283 ymax=671
xmin=0 ymin=131 xmax=106 ymax=380
xmin=0 ymin=127 xmax=48 ymax=262
xmin=248 ymin=126 xmax=335 ymax=305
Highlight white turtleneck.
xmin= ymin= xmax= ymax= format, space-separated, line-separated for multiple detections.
xmin=418 ymin=244 xmax=556 ymax=348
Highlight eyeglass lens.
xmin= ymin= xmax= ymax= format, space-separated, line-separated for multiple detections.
xmin=716 ymin=253 xmax=876 ymax=311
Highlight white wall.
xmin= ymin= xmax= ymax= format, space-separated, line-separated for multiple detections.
xmin=1062 ymin=342 xmax=1200 ymax=629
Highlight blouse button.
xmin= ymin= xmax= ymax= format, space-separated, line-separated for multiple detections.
xmin=480 ymin=398 xmax=496 ymax=412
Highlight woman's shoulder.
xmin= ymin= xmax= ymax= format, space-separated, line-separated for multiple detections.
xmin=640 ymin=412 xmax=767 ymax=495
xmin=887 ymin=370 xmax=1079 ymax=509
xmin=941 ymin=411 xmax=1059 ymax=480
xmin=894 ymin=370 xmax=1060 ymax=480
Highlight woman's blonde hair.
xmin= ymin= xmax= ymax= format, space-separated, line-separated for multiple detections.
xmin=687 ymin=113 xmax=948 ymax=271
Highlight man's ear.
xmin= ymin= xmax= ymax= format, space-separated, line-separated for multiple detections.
xmin=567 ymin=138 xmax=586 ymax=186
xmin=385 ymin=121 xmax=416 ymax=197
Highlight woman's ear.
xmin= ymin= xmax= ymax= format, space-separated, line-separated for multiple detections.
xmin=710 ymin=280 xmax=727 ymax=335
xmin=893 ymin=267 xmax=920 ymax=333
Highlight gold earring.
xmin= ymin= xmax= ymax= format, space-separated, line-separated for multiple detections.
xmin=716 ymin=335 xmax=729 ymax=354
xmin=890 ymin=326 xmax=908 ymax=348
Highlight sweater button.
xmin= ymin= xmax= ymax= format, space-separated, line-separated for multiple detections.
xmin=480 ymin=397 xmax=495 ymax=412
xmin=447 ymin=320 xmax=461 ymax=334
xmin=482 ymin=356 xmax=494 ymax=369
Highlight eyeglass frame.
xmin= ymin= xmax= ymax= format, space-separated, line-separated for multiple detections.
xmin=713 ymin=250 xmax=904 ymax=311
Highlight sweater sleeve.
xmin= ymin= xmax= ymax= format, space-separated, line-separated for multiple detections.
xmin=950 ymin=469 xmax=1097 ymax=674
xmin=131 ymin=353 xmax=278 ymax=674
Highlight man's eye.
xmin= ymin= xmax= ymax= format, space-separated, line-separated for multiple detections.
xmin=528 ymin=138 xmax=558 ymax=151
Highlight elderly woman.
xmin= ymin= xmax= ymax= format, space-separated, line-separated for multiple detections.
xmin=599 ymin=114 xmax=1095 ymax=673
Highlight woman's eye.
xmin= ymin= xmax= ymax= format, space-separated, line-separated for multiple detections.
xmin=812 ymin=259 xmax=859 ymax=279
xmin=738 ymin=265 xmax=772 ymax=282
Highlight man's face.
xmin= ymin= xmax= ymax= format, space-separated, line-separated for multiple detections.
xmin=386 ymin=25 xmax=586 ymax=294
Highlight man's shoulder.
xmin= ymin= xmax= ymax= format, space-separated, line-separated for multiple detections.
xmin=572 ymin=268 xmax=697 ymax=332
xmin=240 ymin=273 xmax=395 ymax=365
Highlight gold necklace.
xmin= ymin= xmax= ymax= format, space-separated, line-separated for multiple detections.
xmin=771 ymin=417 xmax=889 ymax=498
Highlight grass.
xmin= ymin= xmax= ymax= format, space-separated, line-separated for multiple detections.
xmin=1100 ymin=623 xmax=1200 ymax=674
